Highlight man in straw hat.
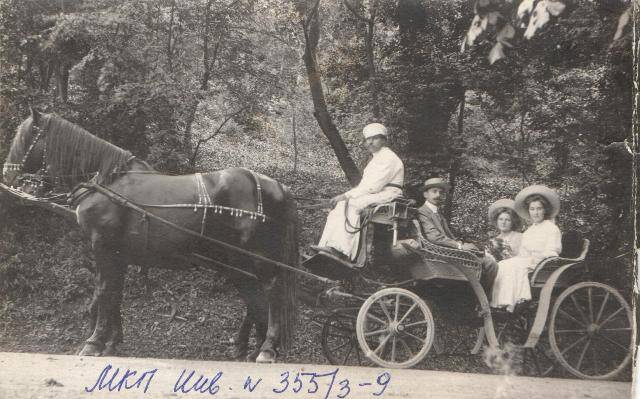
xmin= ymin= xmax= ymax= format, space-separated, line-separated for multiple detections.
xmin=313 ymin=123 xmax=404 ymax=261
xmin=399 ymin=177 xmax=498 ymax=294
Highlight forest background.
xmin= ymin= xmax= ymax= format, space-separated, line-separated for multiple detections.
xmin=0 ymin=0 xmax=636 ymax=373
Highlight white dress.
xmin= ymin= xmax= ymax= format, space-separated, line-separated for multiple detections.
xmin=318 ymin=146 xmax=404 ymax=260
xmin=491 ymin=220 xmax=562 ymax=311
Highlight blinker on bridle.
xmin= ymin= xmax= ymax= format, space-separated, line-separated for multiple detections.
xmin=3 ymin=123 xmax=47 ymax=185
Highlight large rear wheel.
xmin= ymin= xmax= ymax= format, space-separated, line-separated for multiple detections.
xmin=356 ymin=288 xmax=434 ymax=368
xmin=321 ymin=308 xmax=366 ymax=366
xmin=549 ymin=282 xmax=632 ymax=379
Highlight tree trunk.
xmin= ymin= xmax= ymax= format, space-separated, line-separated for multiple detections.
xmin=292 ymin=112 xmax=298 ymax=174
xmin=301 ymin=0 xmax=361 ymax=186
xmin=166 ymin=0 xmax=176 ymax=73
xmin=54 ymin=60 xmax=69 ymax=103
xmin=345 ymin=0 xmax=380 ymax=118
xmin=365 ymin=2 xmax=379 ymax=118
xmin=444 ymin=91 xmax=465 ymax=221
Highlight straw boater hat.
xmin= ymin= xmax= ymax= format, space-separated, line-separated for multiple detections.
xmin=487 ymin=198 xmax=518 ymax=225
xmin=422 ymin=177 xmax=451 ymax=192
xmin=362 ymin=123 xmax=388 ymax=139
xmin=513 ymin=184 xmax=560 ymax=222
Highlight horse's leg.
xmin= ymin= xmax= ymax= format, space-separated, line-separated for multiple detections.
xmin=103 ymin=267 xmax=125 ymax=356
xmin=79 ymin=236 xmax=126 ymax=357
xmin=87 ymin=286 xmax=98 ymax=332
xmin=247 ymin=306 xmax=268 ymax=362
xmin=233 ymin=309 xmax=252 ymax=360
xmin=256 ymin=270 xmax=282 ymax=364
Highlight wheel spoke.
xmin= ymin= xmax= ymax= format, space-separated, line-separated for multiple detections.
xmin=365 ymin=328 xmax=388 ymax=337
xmin=398 ymin=337 xmax=414 ymax=359
xmin=597 ymin=333 xmax=629 ymax=352
xmin=329 ymin=341 xmax=350 ymax=353
xmin=576 ymin=339 xmax=591 ymax=371
xmin=570 ymin=294 xmax=590 ymax=326
xmin=587 ymin=287 xmax=594 ymax=323
xmin=403 ymin=320 xmax=429 ymax=329
xmin=398 ymin=303 xmax=417 ymax=324
xmin=394 ymin=294 xmax=401 ymax=322
xmin=341 ymin=342 xmax=354 ymax=365
xmin=327 ymin=333 xmax=350 ymax=339
xmin=391 ymin=336 xmax=397 ymax=362
xmin=366 ymin=313 xmax=387 ymax=325
xmin=558 ymin=308 xmax=586 ymax=328
xmin=600 ymin=327 xmax=632 ymax=332
xmin=555 ymin=329 xmax=588 ymax=334
xmin=378 ymin=300 xmax=393 ymax=322
xmin=598 ymin=306 xmax=625 ymax=328
xmin=373 ymin=334 xmax=392 ymax=355
xmin=402 ymin=330 xmax=426 ymax=344
xmin=560 ymin=334 xmax=588 ymax=355
xmin=595 ymin=291 xmax=610 ymax=324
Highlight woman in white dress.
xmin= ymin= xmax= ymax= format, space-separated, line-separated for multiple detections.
xmin=485 ymin=199 xmax=523 ymax=262
xmin=491 ymin=185 xmax=562 ymax=312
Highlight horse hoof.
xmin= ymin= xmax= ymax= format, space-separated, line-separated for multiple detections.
xmin=231 ymin=348 xmax=248 ymax=361
xmin=255 ymin=350 xmax=276 ymax=364
xmin=79 ymin=343 xmax=103 ymax=357
xmin=102 ymin=343 xmax=118 ymax=357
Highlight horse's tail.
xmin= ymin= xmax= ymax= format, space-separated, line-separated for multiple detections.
xmin=278 ymin=185 xmax=298 ymax=352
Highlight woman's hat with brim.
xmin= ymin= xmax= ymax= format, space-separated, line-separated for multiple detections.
xmin=422 ymin=177 xmax=451 ymax=192
xmin=488 ymin=198 xmax=517 ymax=225
xmin=514 ymin=184 xmax=560 ymax=221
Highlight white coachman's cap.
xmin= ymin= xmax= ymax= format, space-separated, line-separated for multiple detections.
xmin=362 ymin=123 xmax=388 ymax=139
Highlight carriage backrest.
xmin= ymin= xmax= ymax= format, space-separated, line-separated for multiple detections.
xmin=560 ymin=230 xmax=583 ymax=259
xmin=530 ymin=232 xmax=590 ymax=288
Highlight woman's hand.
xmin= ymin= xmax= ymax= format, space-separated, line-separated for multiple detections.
xmin=329 ymin=194 xmax=347 ymax=208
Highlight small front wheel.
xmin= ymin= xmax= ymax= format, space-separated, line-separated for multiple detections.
xmin=356 ymin=288 xmax=434 ymax=368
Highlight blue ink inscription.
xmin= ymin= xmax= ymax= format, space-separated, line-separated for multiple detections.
xmin=84 ymin=364 xmax=157 ymax=393
xmin=243 ymin=376 xmax=262 ymax=392
xmin=173 ymin=369 xmax=223 ymax=395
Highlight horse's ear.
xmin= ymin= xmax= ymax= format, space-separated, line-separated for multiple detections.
xmin=29 ymin=106 xmax=41 ymax=124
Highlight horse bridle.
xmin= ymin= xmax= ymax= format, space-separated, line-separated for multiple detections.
xmin=3 ymin=122 xmax=47 ymax=186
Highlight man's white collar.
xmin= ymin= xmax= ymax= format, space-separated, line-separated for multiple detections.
xmin=424 ymin=201 xmax=438 ymax=213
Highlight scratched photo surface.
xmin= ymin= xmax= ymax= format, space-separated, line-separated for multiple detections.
xmin=0 ymin=0 xmax=636 ymax=398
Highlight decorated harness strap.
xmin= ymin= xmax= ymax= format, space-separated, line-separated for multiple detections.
xmin=190 ymin=170 xmax=267 ymax=236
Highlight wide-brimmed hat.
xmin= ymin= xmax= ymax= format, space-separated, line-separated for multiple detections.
xmin=488 ymin=198 xmax=515 ymax=222
xmin=362 ymin=123 xmax=388 ymax=139
xmin=422 ymin=177 xmax=451 ymax=192
xmin=514 ymin=184 xmax=560 ymax=221
xmin=488 ymin=198 xmax=521 ymax=229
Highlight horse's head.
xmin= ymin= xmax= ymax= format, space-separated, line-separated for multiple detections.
xmin=3 ymin=107 xmax=47 ymax=186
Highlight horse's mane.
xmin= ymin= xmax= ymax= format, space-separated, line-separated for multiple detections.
xmin=42 ymin=113 xmax=133 ymax=185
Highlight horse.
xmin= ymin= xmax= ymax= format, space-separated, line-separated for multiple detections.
xmin=2 ymin=108 xmax=299 ymax=363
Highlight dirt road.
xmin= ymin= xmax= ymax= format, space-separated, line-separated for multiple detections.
xmin=0 ymin=351 xmax=631 ymax=399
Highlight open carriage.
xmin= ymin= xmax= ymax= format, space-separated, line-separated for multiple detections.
xmin=302 ymin=198 xmax=634 ymax=380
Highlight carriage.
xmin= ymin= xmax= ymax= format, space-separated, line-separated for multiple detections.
xmin=1 ymin=110 xmax=633 ymax=379
xmin=301 ymin=198 xmax=634 ymax=380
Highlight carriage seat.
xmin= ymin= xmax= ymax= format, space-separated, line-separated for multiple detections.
xmin=367 ymin=196 xmax=417 ymax=226
xmin=529 ymin=231 xmax=589 ymax=288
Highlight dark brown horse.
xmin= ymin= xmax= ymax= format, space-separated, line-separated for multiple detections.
xmin=2 ymin=108 xmax=298 ymax=363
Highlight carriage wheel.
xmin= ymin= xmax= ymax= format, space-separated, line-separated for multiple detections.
xmin=321 ymin=308 xmax=366 ymax=366
xmin=356 ymin=288 xmax=434 ymax=368
xmin=549 ymin=282 xmax=633 ymax=380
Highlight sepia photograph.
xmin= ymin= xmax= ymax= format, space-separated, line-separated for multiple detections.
xmin=0 ymin=0 xmax=637 ymax=398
